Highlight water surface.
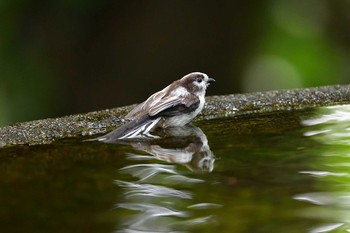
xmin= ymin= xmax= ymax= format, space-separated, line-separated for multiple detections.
xmin=1 ymin=105 xmax=350 ymax=233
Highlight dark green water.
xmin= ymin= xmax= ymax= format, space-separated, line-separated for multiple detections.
xmin=1 ymin=105 xmax=350 ymax=233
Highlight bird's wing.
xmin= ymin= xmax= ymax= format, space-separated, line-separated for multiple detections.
xmin=125 ymin=101 xmax=146 ymax=120
xmin=125 ymin=86 xmax=169 ymax=120
xmin=148 ymin=92 xmax=199 ymax=117
xmin=126 ymin=84 xmax=199 ymax=119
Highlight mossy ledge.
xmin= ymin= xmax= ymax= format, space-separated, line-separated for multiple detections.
xmin=1 ymin=85 xmax=350 ymax=148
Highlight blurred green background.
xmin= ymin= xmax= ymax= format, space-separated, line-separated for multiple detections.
xmin=1 ymin=0 xmax=349 ymax=126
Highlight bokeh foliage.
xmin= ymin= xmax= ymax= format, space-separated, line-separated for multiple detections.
xmin=1 ymin=0 xmax=349 ymax=126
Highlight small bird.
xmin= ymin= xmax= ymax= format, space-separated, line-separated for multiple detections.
xmin=91 ymin=72 xmax=215 ymax=142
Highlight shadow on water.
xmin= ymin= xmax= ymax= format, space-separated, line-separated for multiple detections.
xmin=2 ymin=105 xmax=350 ymax=232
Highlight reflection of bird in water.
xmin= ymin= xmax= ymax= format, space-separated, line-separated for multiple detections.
xmin=114 ymin=125 xmax=218 ymax=232
xmin=125 ymin=125 xmax=215 ymax=173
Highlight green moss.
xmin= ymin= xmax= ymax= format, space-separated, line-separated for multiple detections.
xmin=1 ymin=85 xmax=350 ymax=148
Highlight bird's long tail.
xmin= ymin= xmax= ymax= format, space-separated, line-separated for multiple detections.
xmin=86 ymin=115 xmax=161 ymax=143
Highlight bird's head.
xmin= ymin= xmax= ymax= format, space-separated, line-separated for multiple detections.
xmin=180 ymin=72 xmax=215 ymax=95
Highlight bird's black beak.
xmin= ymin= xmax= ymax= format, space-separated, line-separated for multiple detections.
xmin=207 ymin=77 xmax=215 ymax=84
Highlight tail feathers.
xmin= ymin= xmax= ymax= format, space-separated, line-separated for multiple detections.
xmin=87 ymin=115 xmax=161 ymax=143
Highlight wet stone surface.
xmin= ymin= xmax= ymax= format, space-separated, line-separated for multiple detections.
xmin=1 ymin=85 xmax=350 ymax=148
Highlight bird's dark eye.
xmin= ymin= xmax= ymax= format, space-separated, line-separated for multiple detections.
xmin=196 ymin=78 xmax=202 ymax=83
